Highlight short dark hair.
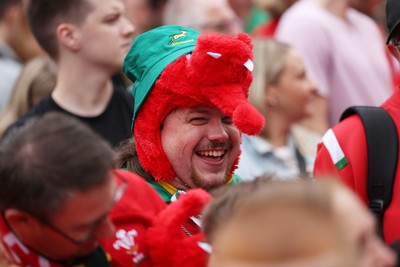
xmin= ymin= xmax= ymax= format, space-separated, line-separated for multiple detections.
xmin=115 ymin=137 xmax=153 ymax=181
xmin=0 ymin=0 xmax=20 ymax=20
xmin=0 ymin=112 xmax=115 ymax=220
xmin=25 ymin=0 xmax=94 ymax=60
xmin=148 ymin=0 xmax=167 ymax=10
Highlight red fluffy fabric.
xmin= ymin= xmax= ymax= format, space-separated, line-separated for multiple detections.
xmin=146 ymin=189 xmax=213 ymax=267
xmin=134 ymin=33 xmax=265 ymax=181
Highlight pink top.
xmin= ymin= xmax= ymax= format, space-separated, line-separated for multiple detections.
xmin=276 ymin=0 xmax=393 ymax=125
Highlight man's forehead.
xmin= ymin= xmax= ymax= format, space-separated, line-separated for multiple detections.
xmin=51 ymin=175 xmax=116 ymax=222
xmin=179 ymin=106 xmax=227 ymax=115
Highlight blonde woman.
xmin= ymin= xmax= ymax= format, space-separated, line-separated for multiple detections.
xmin=235 ymin=39 xmax=318 ymax=180
xmin=0 ymin=56 xmax=56 ymax=138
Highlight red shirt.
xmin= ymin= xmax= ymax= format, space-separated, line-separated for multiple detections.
xmin=0 ymin=170 xmax=166 ymax=267
xmin=314 ymin=90 xmax=400 ymax=244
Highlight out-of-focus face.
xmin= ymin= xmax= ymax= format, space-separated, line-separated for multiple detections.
xmin=196 ymin=0 xmax=242 ymax=36
xmin=161 ymin=107 xmax=241 ymax=191
xmin=268 ymin=48 xmax=317 ymax=123
xmin=227 ymin=0 xmax=253 ymax=20
xmin=24 ymin=174 xmax=118 ymax=261
xmin=123 ymin=0 xmax=155 ymax=35
xmin=77 ymin=0 xmax=135 ymax=74
xmin=332 ymin=186 xmax=396 ymax=267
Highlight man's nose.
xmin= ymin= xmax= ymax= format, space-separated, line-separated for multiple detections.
xmin=207 ymin=120 xmax=229 ymax=142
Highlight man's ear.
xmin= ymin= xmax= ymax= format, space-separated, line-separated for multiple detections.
xmin=265 ymin=84 xmax=278 ymax=107
xmin=2 ymin=4 xmax=21 ymax=26
xmin=56 ymin=23 xmax=80 ymax=52
xmin=4 ymin=209 xmax=40 ymax=231
xmin=387 ymin=43 xmax=400 ymax=62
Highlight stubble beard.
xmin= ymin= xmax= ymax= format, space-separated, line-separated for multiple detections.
xmin=190 ymin=165 xmax=233 ymax=191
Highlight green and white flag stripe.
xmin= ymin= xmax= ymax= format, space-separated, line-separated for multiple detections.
xmin=322 ymin=129 xmax=348 ymax=170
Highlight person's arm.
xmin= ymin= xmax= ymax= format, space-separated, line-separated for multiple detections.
xmin=314 ymin=117 xmax=368 ymax=204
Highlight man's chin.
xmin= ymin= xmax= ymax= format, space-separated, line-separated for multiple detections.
xmin=193 ymin=173 xmax=231 ymax=191
xmin=74 ymin=242 xmax=100 ymax=258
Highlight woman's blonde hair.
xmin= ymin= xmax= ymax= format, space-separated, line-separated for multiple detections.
xmin=249 ymin=38 xmax=290 ymax=118
xmin=0 ymin=56 xmax=56 ymax=137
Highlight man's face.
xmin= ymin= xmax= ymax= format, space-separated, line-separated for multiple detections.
xmin=196 ymin=0 xmax=242 ymax=36
xmin=76 ymin=0 xmax=135 ymax=74
xmin=123 ymin=0 xmax=155 ymax=35
xmin=30 ymin=174 xmax=118 ymax=261
xmin=332 ymin=186 xmax=396 ymax=267
xmin=161 ymin=107 xmax=241 ymax=190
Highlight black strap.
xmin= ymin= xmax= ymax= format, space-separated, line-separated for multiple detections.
xmin=340 ymin=106 xmax=398 ymax=237
xmin=295 ymin=146 xmax=307 ymax=176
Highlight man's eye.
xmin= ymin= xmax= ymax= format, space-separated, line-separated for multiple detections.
xmin=190 ymin=117 xmax=207 ymax=124
xmin=223 ymin=117 xmax=233 ymax=124
xmin=104 ymin=15 xmax=119 ymax=24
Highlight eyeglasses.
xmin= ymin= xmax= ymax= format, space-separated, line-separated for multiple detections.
xmin=191 ymin=18 xmax=243 ymax=35
xmin=40 ymin=171 xmax=128 ymax=245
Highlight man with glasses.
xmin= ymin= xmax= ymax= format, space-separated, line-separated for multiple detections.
xmin=162 ymin=0 xmax=242 ymax=36
xmin=0 ymin=112 xmax=166 ymax=266
xmin=314 ymin=0 xmax=400 ymax=245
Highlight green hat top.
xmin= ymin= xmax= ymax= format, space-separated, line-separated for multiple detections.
xmin=123 ymin=25 xmax=200 ymax=121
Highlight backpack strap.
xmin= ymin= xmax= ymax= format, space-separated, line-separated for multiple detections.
xmin=340 ymin=106 xmax=398 ymax=237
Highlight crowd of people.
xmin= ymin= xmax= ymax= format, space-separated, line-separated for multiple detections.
xmin=0 ymin=0 xmax=400 ymax=266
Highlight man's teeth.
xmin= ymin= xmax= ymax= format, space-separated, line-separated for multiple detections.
xmin=199 ymin=151 xmax=225 ymax=157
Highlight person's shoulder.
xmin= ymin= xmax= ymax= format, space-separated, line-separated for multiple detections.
xmin=277 ymin=1 xmax=329 ymax=39
xmin=330 ymin=113 xmax=364 ymax=140
xmin=114 ymin=169 xmax=166 ymax=206
xmin=280 ymin=0 xmax=321 ymax=22
xmin=348 ymin=7 xmax=378 ymax=27
xmin=114 ymin=169 xmax=150 ymax=187
xmin=318 ymin=114 xmax=365 ymax=166
xmin=2 ymin=95 xmax=56 ymax=140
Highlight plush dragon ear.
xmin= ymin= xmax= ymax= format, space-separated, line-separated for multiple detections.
xmin=236 ymin=33 xmax=253 ymax=49
xmin=146 ymin=189 xmax=213 ymax=267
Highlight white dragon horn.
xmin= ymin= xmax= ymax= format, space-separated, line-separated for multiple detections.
xmin=207 ymin=52 xmax=222 ymax=59
xmin=244 ymin=59 xmax=254 ymax=72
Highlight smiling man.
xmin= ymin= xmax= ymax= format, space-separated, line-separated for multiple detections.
xmin=117 ymin=25 xmax=264 ymax=205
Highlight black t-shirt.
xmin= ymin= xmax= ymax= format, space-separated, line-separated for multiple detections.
xmin=3 ymin=86 xmax=134 ymax=148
